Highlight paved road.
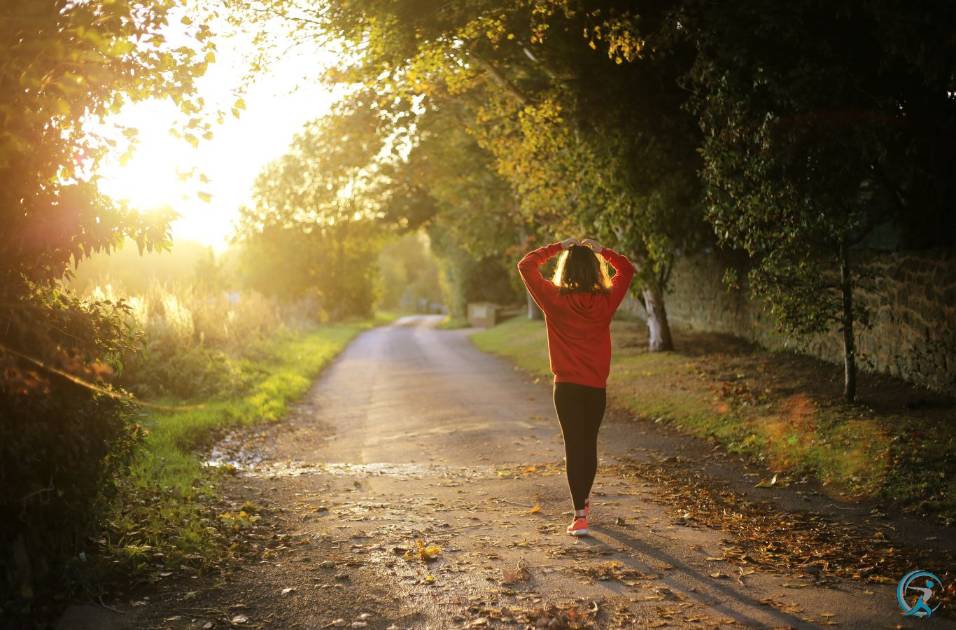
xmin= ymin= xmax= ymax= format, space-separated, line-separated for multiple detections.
xmin=73 ymin=315 xmax=953 ymax=630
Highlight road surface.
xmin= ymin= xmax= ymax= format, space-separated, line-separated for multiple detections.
xmin=63 ymin=315 xmax=954 ymax=629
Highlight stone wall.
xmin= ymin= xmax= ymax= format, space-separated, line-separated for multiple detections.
xmin=620 ymin=249 xmax=956 ymax=394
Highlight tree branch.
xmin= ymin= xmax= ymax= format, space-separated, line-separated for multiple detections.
xmin=468 ymin=50 xmax=533 ymax=107
xmin=870 ymin=160 xmax=907 ymax=215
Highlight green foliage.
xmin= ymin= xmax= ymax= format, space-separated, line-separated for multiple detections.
xmin=685 ymin=2 xmax=956 ymax=398
xmin=0 ymin=282 xmax=148 ymax=614
xmin=404 ymin=104 xmax=521 ymax=258
xmin=103 ymin=320 xmax=378 ymax=584
xmin=344 ymin=3 xmax=699 ymax=253
xmin=1 ymin=375 xmax=143 ymax=610
xmin=68 ymin=243 xmax=255 ymax=401
xmin=376 ymin=231 xmax=443 ymax=312
xmin=236 ymin=222 xmax=382 ymax=321
xmin=388 ymin=103 xmax=526 ymax=313
xmin=236 ymin=0 xmax=708 ymax=346
xmin=0 ymin=0 xmax=215 ymax=287
xmin=688 ymin=3 xmax=880 ymax=336
xmin=0 ymin=0 xmax=217 ymax=610
xmin=74 ymin=271 xmax=283 ymax=401
xmin=234 ymin=107 xmax=387 ymax=320
xmin=429 ymin=223 xmax=524 ymax=318
xmin=688 ymin=1 xmax=956 ymax=320
xmin=68 ymin=238 xmax=225 ymax=295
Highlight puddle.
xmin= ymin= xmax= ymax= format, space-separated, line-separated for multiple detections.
xmin=204 ymin=430 xmax=545 ymax=481
xmin=202 ymin=431 xmax=498 ymax=479
xmin=204 ymin=431 xmax=265 ymax=470
xmin=241 ymin=460 xmax=499 ymax=480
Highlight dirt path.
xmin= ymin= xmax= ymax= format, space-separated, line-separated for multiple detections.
xmin=61 ymin=315 xmax=955 ymax=630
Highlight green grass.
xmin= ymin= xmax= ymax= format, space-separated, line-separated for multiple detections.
xmin=471 ymin=316 xmax=956 ymax=523
xmin=103 ymin=314 xmax=395 ymax=571
xmin=437 ymin=315 xmax=471 ymax=329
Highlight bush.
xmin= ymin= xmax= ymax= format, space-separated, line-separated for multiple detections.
xmin=99 ymin=282 xmax=282 ymax=400
xmin=0 ymin=284 xmax=144 ymax=617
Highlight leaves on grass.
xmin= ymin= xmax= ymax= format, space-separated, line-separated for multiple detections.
xmin=219 ymin=510 xmax=261 ymax=530
xmin=608 ymin=455 xmax=956 ymax=611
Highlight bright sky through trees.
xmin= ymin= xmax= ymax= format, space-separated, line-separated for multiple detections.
xmin=92 ymin=8 xmax=344 ymax=251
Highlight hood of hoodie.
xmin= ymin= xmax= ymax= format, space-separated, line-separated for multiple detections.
xmin=563 ymin=290 xmax=608 ymax=318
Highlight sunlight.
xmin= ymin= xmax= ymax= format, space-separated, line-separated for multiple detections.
xmin=96 ymin=99 xmax=194 ymax=210
xmin=92 ymin=9 xmax=346 ymax=251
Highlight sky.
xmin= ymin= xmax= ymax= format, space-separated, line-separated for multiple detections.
xmin=93 ymin=8 xmax=344 ymax=252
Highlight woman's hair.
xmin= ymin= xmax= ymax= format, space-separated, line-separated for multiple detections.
xmin=552 ymin=245 xmax=612 ymax=294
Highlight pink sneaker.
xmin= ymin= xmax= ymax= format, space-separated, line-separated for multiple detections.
xmin=566 ymin=515 xmax=590 ymax=537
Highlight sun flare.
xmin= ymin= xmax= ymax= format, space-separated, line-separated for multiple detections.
xmin=92 ymin=21 xmax=343 ymax=251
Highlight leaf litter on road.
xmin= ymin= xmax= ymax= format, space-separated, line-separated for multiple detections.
xmin=501 ymin=559 xmax=533 ymax=585
xmin=402 ymin=538 xmax=442 ymax=563
xmin=573 ymin=559 xmax=646 ymax=584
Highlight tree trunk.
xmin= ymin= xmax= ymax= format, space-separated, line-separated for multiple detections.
xmin=839 ymin=242 xmax=857 ymax=402
xmin=526 ymin=290 xmax=543 ymax=320
xmin=517 ymin=222 xmax=542 ymax=320
xmin=641 ymin=283 xmax=674 ymax=352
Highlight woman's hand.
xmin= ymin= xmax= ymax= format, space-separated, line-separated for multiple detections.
xmin=560 ymin=237 xmax=579 ymax=249
xmin=580 ymin=238 xmax=604 ymax=253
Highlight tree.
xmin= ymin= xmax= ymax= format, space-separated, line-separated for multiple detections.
xmin=686 ymin=1 xmax=956 ymax=401
xmin=233 ymin=101 xmax=387 ymax=319
xmin=1 ymin=0 xmax=216 ymax=377
xmin=233 ymin=0 xmax=707 ymax=350
xmin=0 ymin=0 xmax=215 ymax=609
xmin=393 ymin=103 xmax=528 ymax=318
xmin=461 ymin=1 xmax=707 ymax=349
xmin=376 ymin=231 xmax=443 ymax=313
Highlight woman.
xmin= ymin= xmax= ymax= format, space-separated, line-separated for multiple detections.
xmin=517 ymin=237 xmax=635 ymax=537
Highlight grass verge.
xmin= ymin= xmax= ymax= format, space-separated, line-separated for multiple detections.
xmin=471 ymin=315 xmax=956 ymax=525
xmin=98 ymin=314 xmax=395 ymax=578
xmin=437 ymin=315 xmax=471 ymax=329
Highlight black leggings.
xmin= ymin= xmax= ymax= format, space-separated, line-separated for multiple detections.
xmin=552 ymin=381 xmax=607 ymax=511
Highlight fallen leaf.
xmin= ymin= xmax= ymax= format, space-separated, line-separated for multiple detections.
xmin=403 ymin=539 xmax=442 ymax=562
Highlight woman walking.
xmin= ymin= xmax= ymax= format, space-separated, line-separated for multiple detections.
xmin=517 ymin=237 xmax=635 ymax=536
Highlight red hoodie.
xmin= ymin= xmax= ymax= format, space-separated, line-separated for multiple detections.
xmin=517 ymin=242 xmax=636 ymax=389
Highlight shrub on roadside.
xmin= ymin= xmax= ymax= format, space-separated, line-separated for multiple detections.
xmin=99 ymin=282 xmax=284 ymax=400
xmin=0 ymin=284 xmax=144 ymax=618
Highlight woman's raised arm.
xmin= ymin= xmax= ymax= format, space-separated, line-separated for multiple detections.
xmin=600 ymin=247 xmax=636 ymax=312
xmin=517 ymin=240 xmax=572 ymax=313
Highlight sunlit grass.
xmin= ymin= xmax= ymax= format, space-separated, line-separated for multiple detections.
xmin=470 ymin=317 xmax=550 ymax=373
xmin=105 ymin=314 xmax=395 ymax=570
xmin=437 ymin=315 xmax=471 ymax=329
